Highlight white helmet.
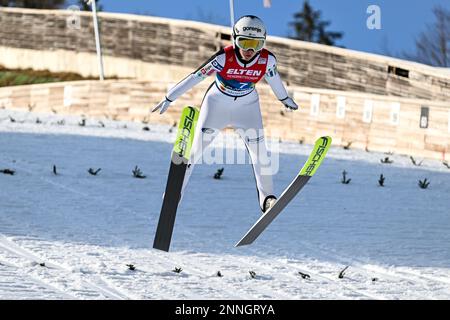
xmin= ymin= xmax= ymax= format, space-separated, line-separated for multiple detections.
xmin=232 ymin=15 xmax=267 ymax=52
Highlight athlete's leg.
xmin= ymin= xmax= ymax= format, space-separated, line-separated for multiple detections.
xmin=232 ymin=93 xmax=275 ymax=211
xmin=180 ymin=86 xmax=230 ymax=198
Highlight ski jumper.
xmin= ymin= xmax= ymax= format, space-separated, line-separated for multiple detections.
xmin=164 ymin=45 xmax=290 ymax=210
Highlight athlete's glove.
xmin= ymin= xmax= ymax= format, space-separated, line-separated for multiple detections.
xmin=280 ymin=97 xmax=298 ymax=111
xmin=151 ymin=97 xmax=172 ymax=114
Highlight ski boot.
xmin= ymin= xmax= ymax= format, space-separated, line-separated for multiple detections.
xmin=262 ymin=195 xmax=277 ymax=214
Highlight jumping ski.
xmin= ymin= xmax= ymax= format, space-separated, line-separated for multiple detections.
xmin=153 ymin=106 xmax=199 ymax=252
xmin=235 ymin=136 xmax=332 ymax=247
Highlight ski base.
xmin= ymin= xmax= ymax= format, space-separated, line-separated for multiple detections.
xmin=153 ymin=106 xmax=199 ymax=252
xmin=235 ymin=136 xmax=332 ymax=247
xmin=153 ymin=152 xmax=187 ymax=252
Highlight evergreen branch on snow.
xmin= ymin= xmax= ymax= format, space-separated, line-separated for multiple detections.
xmin=418 ymin=178 xmax=430 ymax=189
xmin=338 ymin=266 xmax=349 ymax=279
xmin=380 ymin=157 xmax=393 ymax=164
xmin=341 ymin=170 xmax=351 ymax=184
xmin=410 ymin=156 xmax=423 ymax=167
xmin=88 ymin=168 xmax=102 ymax=176
xmin=214 ymin=168 xmax=224 ymax=180
xmin=378 ymin=174 xmax=385 ymax=187
xmin=0 ymin=169 xmax=15 ymax=175
xmin=132 ymin=166 xmax=146 ymax=179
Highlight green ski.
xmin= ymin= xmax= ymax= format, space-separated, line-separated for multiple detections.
xmin=236 ymin=136 xmax=332 ymax=247
xmin=153 ymin=106 xmax=199 ymax=252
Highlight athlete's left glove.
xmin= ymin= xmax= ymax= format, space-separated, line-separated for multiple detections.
xmin=151 ymin=97 xmax=172 ymax=114
xmin=280 ymin=97 xmax=298 ymax=111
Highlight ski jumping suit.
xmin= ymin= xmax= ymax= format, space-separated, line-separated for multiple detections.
xmin=164 ymin=45 xmax=291 ymax=210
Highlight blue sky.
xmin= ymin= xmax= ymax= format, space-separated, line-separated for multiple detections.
xmin=75 ymin=0 xmax=449 ymax=57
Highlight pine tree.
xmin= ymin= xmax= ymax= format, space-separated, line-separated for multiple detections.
xmin=0 ymin=0 xmax=66 ymax=9
xmin=76 ymin=0 xmax=103 ymax=12
xmin=289 ymin=1 xmax=343 ymax=46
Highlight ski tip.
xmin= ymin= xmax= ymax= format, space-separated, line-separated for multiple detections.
xmin=299 ymin=135 xmax=332 ymax=177
xmin=317 ymin=136 xmax=332 ymax=147
xmin=153 ymin=241 xmax=170 ymax=252
xmin=321 ymin=136 xmax=332 ymax=145
xmin=235 ymin=239 xmax=252 ymax=247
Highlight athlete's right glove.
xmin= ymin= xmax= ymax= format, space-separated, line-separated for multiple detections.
xmin=280 ymin=97 xmax=298 ymax=111
xmin=151 ymin=97 xmax=172 ymax=114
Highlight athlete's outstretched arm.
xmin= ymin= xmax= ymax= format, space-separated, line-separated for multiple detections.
xmin=152 ymin=49 xmax=225 ymax=114
xmin=264 ymin=54 xmax=298 ymax=111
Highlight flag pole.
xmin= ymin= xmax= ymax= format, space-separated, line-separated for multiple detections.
xmin=229 ymin=0 xmax=235 ymax=27
xmin=89 ymin=0 xmax=105 ymax=81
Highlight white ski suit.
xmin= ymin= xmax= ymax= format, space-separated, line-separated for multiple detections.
xmin=160 ymin=45 xmax=295 ymax=210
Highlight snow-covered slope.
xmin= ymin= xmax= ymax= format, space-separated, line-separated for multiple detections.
xmin=1 ymin=109 xmax=449 ymax=300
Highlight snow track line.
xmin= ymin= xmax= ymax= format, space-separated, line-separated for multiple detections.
xmin=179 ymin=228 xmax=378 ymax=299
xmin=290 ymin=262 xmax=387 ymax=300
xmin=2 ymin=129 xmax=449 ymax=300
xmin=150 ymin=251 xmax=280 ymax=300
xmin=105 ymin=264 xmax=186 ymax=300
xmin=295 ymin=241 xmax=450 ymax=297
xmin=133 ymin=257 xmax=249 ymax=300
xmin=175 ymin=229 xmax=316 ymax=299
xmin=233 ymin=252 xmax=384 ymax=300
xmin=0 ymin=245 xmax=92 ymax=299
xmin=175 ymin=230 xmax=381 ymax=299
xmin=6 ymin=157 xmax=294 ymax=299
xmin=392 ymin=268 xmax=450 ymax=286
xmin=0 ymin=160 xmax=145 ymax=299
xmin=2 ymin=161 xmax=194 ymax=299
xmin=301 ymin=259 xmax=438 ymax=300
xmin=0 ymin=236 xmax=127 ymax=300
xmin=73 ymin=249 xmax=208 ymax=300
xmin=56 ymin=184 xmax=287 ymax=299
xmin=2 ymin=160 xmax=219 ymax=299
xmin=0 ymin=256 xmax=75 ymax=299
xmin=5 ymin=160 xmax=252 ymax=299
xmin=233 ymin=256 xmax=348 ymax=300
xmin=0 ymin=235 xmax=131 ymax=300
xmin=180 ymin=252 xmax=340 ymax=300
xmin=291 ymin=241 xmax=449 ymax=299
xmin=353 ymin=261 xmax=450 ymax=290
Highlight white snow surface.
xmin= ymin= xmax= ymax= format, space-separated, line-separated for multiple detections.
xmin=1 ymin=108 xmax=449 ymax=300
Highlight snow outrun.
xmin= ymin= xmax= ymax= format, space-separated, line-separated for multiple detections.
xmin=1 ymin=109 xmax=449 ymax=300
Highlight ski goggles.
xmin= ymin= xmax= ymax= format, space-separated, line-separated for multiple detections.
xmin=235 ymin=36 xmax=265 ymax=51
